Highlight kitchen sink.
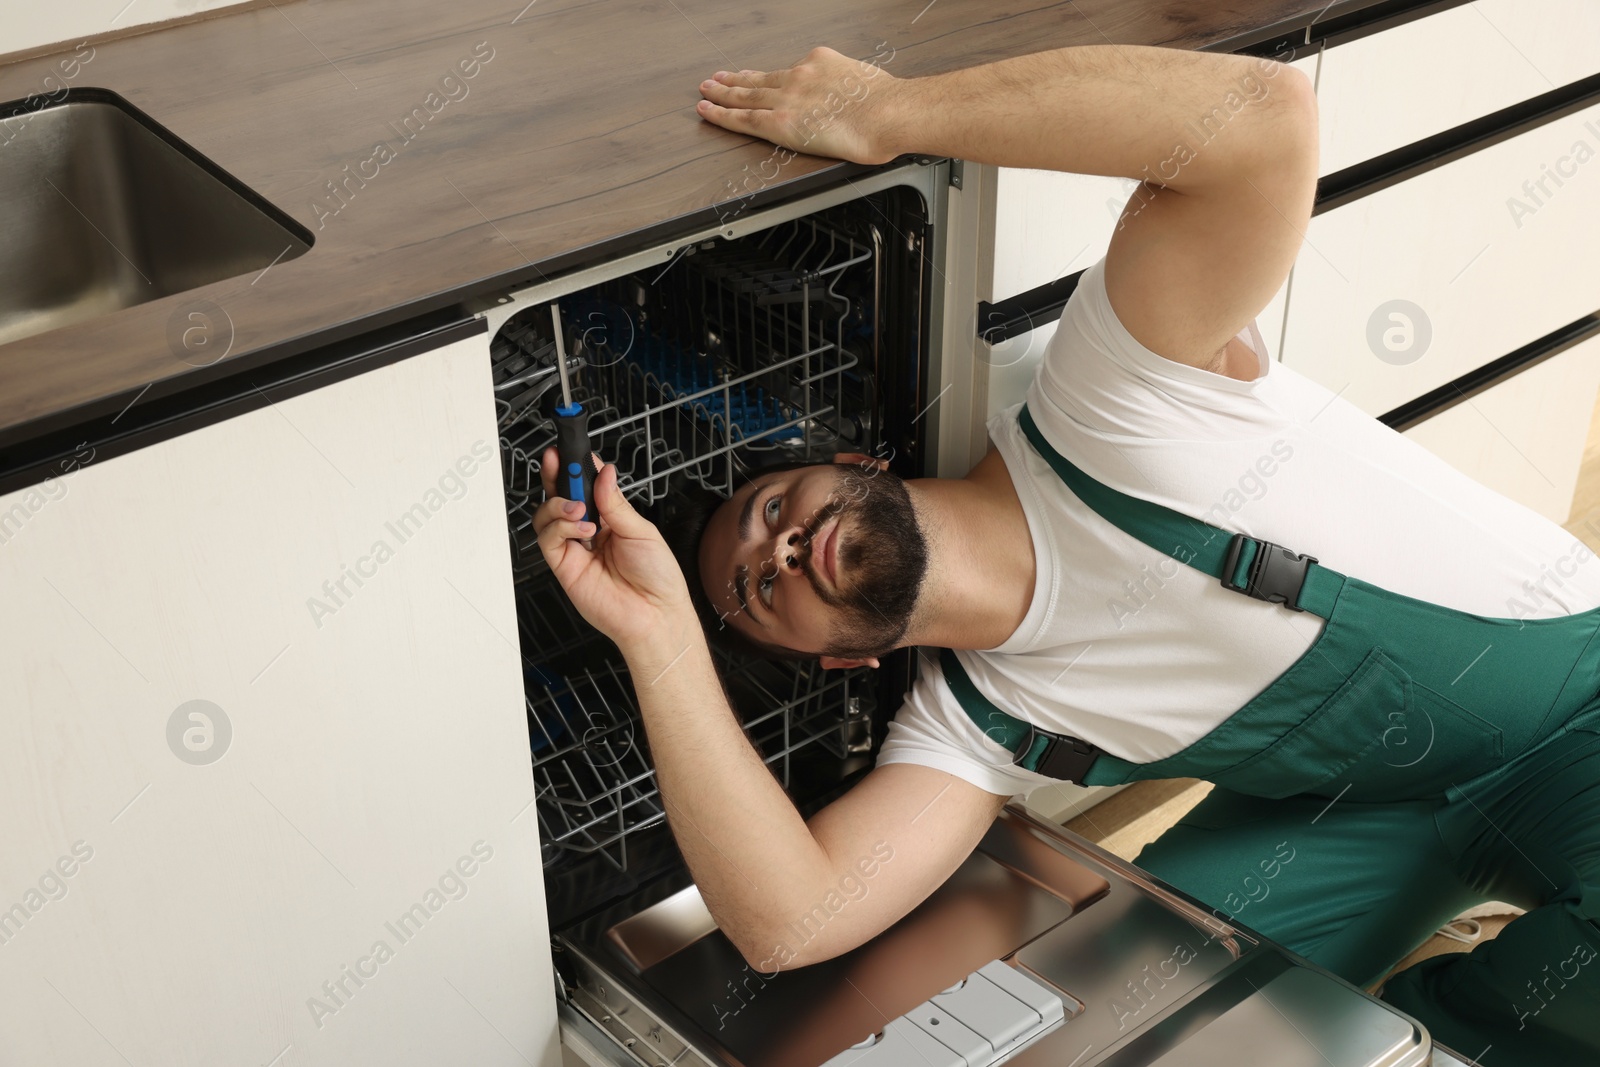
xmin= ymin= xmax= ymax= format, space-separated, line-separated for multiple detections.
xmin=0 ymin=88 xmax=311 ymax=346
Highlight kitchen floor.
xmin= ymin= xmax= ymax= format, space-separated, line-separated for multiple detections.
xmin=1060 ymin=386 xmax=1600 ymax=998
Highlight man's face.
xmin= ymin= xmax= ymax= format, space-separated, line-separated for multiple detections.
xmin=696 ymin=461 xmax=929 ymax=660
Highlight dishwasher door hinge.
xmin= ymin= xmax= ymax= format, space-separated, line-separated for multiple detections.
xmin=947 ymin=159 xmax=964 ymax=189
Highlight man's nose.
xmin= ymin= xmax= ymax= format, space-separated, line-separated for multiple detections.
xmin=766 ymin=524 xmax=812 ymax=579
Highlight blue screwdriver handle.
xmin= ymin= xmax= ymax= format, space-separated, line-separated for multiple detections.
xmin=555 ymin=402 xmax=595 ymax=526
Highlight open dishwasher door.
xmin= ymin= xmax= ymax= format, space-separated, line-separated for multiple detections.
xmin=556 ymin=805 xmax=1433 ymax=1067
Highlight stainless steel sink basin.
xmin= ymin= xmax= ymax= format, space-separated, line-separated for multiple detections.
xmin=0 ymin=89 xmax=312 ymax=346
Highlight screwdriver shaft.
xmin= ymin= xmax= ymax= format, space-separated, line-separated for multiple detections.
xmin=552 ymin=305 xmax=574 ymax=409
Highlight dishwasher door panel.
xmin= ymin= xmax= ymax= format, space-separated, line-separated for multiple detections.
xmin=633 ymin=849 xmax=1082 ymax=1067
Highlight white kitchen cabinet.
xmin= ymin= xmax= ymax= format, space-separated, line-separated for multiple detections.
xmin=1272 ymin=7 xmax=1600 ymax=524
xmin=1280 ymin=98 xmax=1600 ymax=417
xmin=985 ymin=167 xmax=1128 ymax=422
xmin=0 ymin=330 xmax=554 ymax=1067
xmin=991 ymin=169 xmax=1138 ymax=306
xmin=1315 ymin=0 xmax=1600 ymax=174
xmin=1402 ymin=330 xmax=1600 ymax=524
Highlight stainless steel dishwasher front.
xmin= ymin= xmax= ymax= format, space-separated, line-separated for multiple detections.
xmin=555 ymin=807 xmax=1432 ymax=1067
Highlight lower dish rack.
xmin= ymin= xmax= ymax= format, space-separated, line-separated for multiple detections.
xmin=524 ymin=634 xmax=874 ymax=871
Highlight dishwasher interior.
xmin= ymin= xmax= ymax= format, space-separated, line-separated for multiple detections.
xmin=490 ymin=179 xmax=935 ymax=933
xmin=483 ymin=168 xmax=1435 ymax=1067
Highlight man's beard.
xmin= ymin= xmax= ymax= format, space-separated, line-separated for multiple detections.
xmin=797 ymin=464 xmax=929 ymax=660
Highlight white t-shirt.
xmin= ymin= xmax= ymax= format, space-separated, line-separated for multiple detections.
xmin=876 ymin=253 xmax=1600 ymax=798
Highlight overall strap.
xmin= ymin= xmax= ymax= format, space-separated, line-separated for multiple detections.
xmin=1017 ymin=404 xmax=1344 ymax=618
xmin=932 ymin=404 xmax=1353 ymax=783
xmin=938 ymin=648 xmax=1104 ymax=783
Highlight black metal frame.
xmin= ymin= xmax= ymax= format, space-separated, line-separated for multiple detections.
xmin=1380 ymin=314 xmax=1600 ymax=432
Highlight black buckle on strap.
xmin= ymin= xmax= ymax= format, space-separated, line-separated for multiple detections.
xmin=1221 ymin=533 xmax=1317 ymax=611
xmin=1027 ymin=726 xmax=1101 ymax=783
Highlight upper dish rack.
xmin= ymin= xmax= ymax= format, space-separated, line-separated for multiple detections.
xmin=494 ymin=213 xmax=880 ymax=568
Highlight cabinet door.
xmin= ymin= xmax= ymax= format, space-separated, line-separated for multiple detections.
xmin=1315 ymin=0 xmax=1600 ymax=174
xmin=0 ymin=332 xmax=555 ymax=1067
xmin=1402 ymin=330 xmax=1600 ymax=523
xmin=1280 ymin=99 xmax=1600 ymax=417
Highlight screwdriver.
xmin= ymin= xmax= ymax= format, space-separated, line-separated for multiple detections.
xmin=550 ymin=303 xmax=596 ymax=531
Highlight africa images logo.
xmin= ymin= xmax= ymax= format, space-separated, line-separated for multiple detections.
xmin=167 ymin=700 xmax=232 ymax=765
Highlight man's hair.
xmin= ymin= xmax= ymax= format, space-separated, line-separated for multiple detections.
xmin=659 ymin=459 xmax=821 ymax=662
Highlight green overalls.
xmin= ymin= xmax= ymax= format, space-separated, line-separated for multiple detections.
xmin=940 ymin=403 xmax=1600 ymax=1066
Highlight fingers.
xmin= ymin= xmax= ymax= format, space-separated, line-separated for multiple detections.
xmin=711 ymin=68 xmax=783 ymax=89
xmin=536 ymin=450 xmax=647 ymax=545
xmin=533 ymin=494 xmax=585 ymax=537
xmin=591 ymin=457 xmax=654 ymax=538
xmin=698 ymin=77 xmax=778 ymax=111
xmin=697 ymin=67 xmax=786 ymax=138
xmin=831 ymin=450 xmax=890 ymax=471
xmin=695 ymin=97 xmax=774 ymax=139
xmin=537 ymin=514 xmax=598 ymax=560
xmin=540 ymin=448 xmax=603 ymax=515
xmin=540 ymin=446 xmax=557 ymax=500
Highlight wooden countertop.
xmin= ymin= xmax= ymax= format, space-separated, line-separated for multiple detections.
xmin=0 ymin=0 xmax=1390 ymax=451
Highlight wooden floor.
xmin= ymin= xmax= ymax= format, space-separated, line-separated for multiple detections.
xmin=1060 ymin=388 xmax=1600 ymax=996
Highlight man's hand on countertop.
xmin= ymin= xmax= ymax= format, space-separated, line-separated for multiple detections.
xmin=696 ymin=46 xmax=902 ymax=166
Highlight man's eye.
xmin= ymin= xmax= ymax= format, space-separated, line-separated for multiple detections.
xmin=764 ymin=495 xmax=782 ymax=525
xmin=758 ymin=573 xmax=774 ymax=609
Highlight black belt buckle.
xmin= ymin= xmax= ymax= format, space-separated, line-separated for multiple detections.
xmin=1027 ymin=726 xmax=1101 ymax=783
xmin=1222 ymin=533 xmax=1317 ymax=611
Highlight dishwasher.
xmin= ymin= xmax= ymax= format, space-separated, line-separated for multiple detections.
xmin=471 ymin=159 xmax=1438 ymax=1067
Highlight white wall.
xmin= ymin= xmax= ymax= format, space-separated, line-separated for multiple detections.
xmin=0 ymin=0 xmax=253 ymax=59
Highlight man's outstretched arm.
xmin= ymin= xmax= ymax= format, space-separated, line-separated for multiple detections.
xmin=697 ymin=44 xmax=1319 ymax=374
xmin=534 ymin=451 xmax=1009 ymax=972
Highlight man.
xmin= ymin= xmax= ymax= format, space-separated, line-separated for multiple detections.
xmin=535 ymin=43 xmax=1600 ymax=1064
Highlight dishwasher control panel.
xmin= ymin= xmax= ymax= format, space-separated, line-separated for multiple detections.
xmin=820 ymin=960 xmax=1071 ymax=1067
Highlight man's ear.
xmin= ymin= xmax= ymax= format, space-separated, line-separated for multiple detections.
xmin=819 ymin=654 xmax=880 ymax=670
xmin=831 ymin=452 xmax=889 ymax=471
